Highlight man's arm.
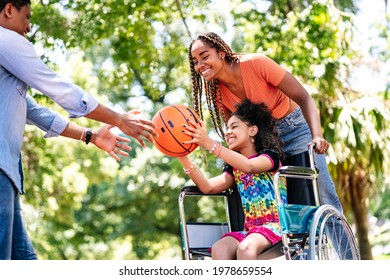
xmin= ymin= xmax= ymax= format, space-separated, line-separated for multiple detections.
xmin=26 ymin=95 xmax=131 ymax=161
xmin=2 ymin=29 xmax=157 ymax=146
xmin=85 ymin=104 xmax=158 ymax=148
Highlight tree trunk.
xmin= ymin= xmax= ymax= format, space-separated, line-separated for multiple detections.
xmin=349 ymin=170 xmax=373 ymax=260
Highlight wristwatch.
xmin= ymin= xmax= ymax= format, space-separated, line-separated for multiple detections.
xmin=85 ymin=128 xmax=92 ymax=145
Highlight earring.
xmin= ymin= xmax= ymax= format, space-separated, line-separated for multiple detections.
xmin=250 ymin=137 xmax=255 ymax=143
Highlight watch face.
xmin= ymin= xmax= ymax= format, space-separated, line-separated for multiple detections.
xmin=85 ymin=128 xmax=92 ymax=144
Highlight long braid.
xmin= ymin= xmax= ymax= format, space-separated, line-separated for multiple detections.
xmin=209 ymin=81 xmax=226 ymax=139
xmin=204 ymin=80 xmax=224 ymax=139
xmin=215 ymin=83 xmax=227 ymax=137
xmin=188 ymin=43 xmax=204 ymax=120
xmin=188 ymin=32 xmax=241 ymax=140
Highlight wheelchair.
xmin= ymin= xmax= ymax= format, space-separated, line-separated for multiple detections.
xmin=178 ymin=144 xmax=360 ymax=260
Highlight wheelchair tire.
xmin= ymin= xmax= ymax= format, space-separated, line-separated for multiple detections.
xmin=308 ymin=205 xmax=360 ymax=260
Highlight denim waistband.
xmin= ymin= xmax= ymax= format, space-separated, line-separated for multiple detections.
xmin=277 ymin=106 xmax=302 ymax=128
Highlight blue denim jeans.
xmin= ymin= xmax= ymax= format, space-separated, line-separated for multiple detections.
xmin=276 ymin=107 xmax=343 ymax=212
xmin=0 ymin=169 xmax=37 ymax=260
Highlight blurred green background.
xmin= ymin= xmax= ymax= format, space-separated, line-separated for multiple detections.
xmin=22 ymin=0 xmax=389 ymax=260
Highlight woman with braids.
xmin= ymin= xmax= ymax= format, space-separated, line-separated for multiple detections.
xmin=178 ymin=99 xmax=287 ymax=259
xmin=188 ymin=31 xmax=343 ymax=213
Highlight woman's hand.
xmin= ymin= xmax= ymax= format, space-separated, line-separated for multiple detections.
xmin=310 ymin=137 xmax=330 ymax=154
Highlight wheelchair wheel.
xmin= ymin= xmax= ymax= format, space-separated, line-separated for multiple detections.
xmin=308 ymin=205 xmax=360 ymax=260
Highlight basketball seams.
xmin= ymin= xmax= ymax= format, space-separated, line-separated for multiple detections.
xmin=184 ymin=107 xmax=200 ymax=124
xmin=156 ymin=110 xmax=192 ymax=155
xmin=152 ymin=105 xmax=200 ymax=157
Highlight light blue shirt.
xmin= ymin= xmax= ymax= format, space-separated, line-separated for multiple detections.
xmin=0 ymin=26 xmax=99 ymax=193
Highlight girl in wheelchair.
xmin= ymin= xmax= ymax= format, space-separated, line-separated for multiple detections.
xmin=178 ymin=99 xmax=287 ymax=260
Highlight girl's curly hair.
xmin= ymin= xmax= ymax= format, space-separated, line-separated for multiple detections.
xmin=232 ymin=99 xmax=284 ymax=161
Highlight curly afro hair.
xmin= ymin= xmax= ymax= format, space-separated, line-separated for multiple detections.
xmin=231 ymin=99 xmax=284 ymax=160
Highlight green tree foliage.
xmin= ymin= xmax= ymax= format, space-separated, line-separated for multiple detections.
xmin=230 ymin=0 xmax=390 ymax=259
xmin=30 ymin=0 xmax=194 ymax=104
xmin=21 ymin=0 xmax=389 ymax=259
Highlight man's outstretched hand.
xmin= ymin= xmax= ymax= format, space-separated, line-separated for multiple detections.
xmin=118 ymin=110 xmax=158 ymax=148
xmin=93 ymin=124 xmax=132 ymax=161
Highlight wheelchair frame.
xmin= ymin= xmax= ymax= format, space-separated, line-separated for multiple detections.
xmin=178 ymin=144 xmax=360 ymax=260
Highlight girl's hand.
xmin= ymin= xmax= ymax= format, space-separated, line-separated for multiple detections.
xmin=182 ymin=120 xmax=213 ymax=148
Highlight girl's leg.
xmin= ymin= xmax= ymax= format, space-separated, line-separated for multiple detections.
xmin=211 ymin=236 xmax=239 ymax=260
xmin=236 ymin=233 xmax=271 ymax=260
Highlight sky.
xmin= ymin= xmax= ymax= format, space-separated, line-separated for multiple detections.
xmin=351 ymin=0 xmax=389 ymax=94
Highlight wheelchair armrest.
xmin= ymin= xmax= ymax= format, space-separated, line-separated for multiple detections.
xmin=180 ymin=185 xmax=227 ymax=196
xmin=181 ymin=185 xmax=203 ymax=194
xmin=278 ymin=166 xmax=317 ymax=179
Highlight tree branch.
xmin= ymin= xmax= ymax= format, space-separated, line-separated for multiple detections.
xmin=175 ymin=0 xmax=192 ymax=39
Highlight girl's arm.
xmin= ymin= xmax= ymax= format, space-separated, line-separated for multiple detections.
xmin=183 ymin=121 xmax=273 ymax=174
xmin=177 ymin=156 xmax=234 ymax=194
xmin=214 ymin=145 xmax=273 ymax=174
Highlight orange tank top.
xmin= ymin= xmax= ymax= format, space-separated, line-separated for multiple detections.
xmin=219 ymin=53 xmax=290 ymax=119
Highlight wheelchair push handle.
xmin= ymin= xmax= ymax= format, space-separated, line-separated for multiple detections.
xmin=307 ymin=142 xmax=316 ymax=171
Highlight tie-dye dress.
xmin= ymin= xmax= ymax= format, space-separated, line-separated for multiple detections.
xmin=221 ymin=149 xmax=287 ymax=244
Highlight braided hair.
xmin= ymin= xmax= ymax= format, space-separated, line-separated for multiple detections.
xmin=188 ymin=32 xmax=241 ymax=140
xmin=232 ymin=99 xmax=284 ymax=161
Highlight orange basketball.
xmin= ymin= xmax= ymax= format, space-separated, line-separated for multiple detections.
xmin=152 ymin=105 xmax=200 ymax=157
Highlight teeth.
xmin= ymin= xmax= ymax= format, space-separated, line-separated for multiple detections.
xmin=201 ymin=69 xmax=210 ymax=75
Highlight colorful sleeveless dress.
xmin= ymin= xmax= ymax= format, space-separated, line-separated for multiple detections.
xmin=221 ymin=149 xmax=287 ymax=244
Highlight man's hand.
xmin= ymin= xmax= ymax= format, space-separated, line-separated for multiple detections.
xmin=118 ymin=110 xmax=158 ymax=148
xmin=93 ymin=125 xmax=132 ymax=161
